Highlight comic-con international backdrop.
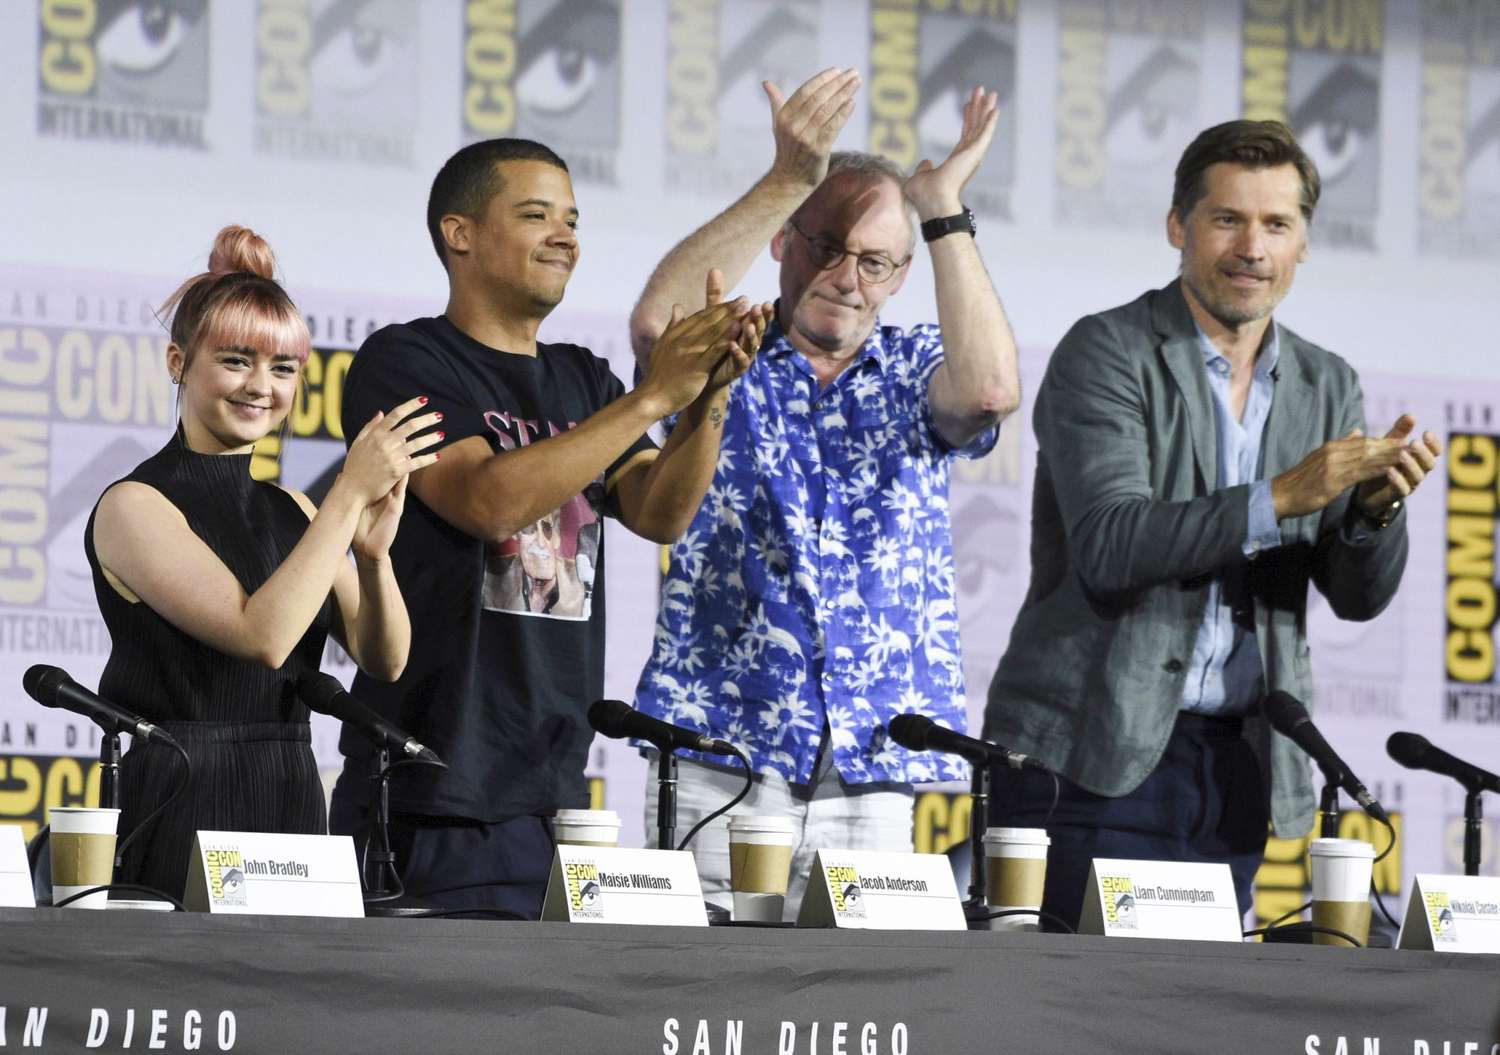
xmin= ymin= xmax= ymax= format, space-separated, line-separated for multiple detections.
xmin=3 ymin=1 xmax=1498 ymax=923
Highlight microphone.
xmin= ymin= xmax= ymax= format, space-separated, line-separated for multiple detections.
xmin=298 ymin=673 xmax=443 ymax=766
xmin=1263 ymin=690 xmax=1389 ymax=823
xmin=887 ymin=713 xmax=1047 ymax=771
xmin=1387 ymin=732 xmax=1499 ymax=794
xmin=23 ymin=665 xmax=174 ymax=744
xmin=587 ymin=699 xmax=736 ymax=757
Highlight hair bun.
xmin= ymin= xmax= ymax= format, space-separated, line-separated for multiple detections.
xmin=206 ymin=225 xmax=277 ymax=280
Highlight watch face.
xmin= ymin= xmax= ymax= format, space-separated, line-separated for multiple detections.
xmin=965 ymin=208 xmax=977 ymax=236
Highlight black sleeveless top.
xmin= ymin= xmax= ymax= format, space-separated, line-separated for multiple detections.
xmin=84 ymin=431 xmax=332 ymax=897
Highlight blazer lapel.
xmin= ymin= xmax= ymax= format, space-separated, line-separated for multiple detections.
xmin=1153 ymin=282 xmax=1217 ymax=490
xmin=1263 ymin=331 xmax=1315 ymax=477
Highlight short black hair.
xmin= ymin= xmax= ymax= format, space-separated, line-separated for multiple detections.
xmin=426 ymin=138 xmax=570 ymax=270
xmin=1172 ymin=120 xmax=1321 ymax=224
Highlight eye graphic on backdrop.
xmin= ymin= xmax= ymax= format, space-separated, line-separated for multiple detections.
xmin=716 ymin=5 xmax=817 ymax=119
xmin=917 ymin=31 xmax=1015 ymax=149
xmin=1104 ymin=47 xmax=1198 ymax=166
xmin=96 ymin=0 xmax=204 ymax=76
xmin=1291 ymin=62 xmax=1379 ymax=186
xmin=515 ymin=0 xmax=620 ymax=118
xmin=1467 ymin=96 xmax=1500 ymax=195
xmin=311 ymin=0 xmax=406 ymax=96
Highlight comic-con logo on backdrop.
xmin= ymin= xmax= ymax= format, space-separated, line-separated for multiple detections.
xmin=663 ymin=0 xmax=821 ymax=196
xmin=253 ymin=0 xmax=419 ymax=165
xmin=460 ymin=0 xmax=622 ymax=185
xmin=1240 ymin=0 xmax=1383 ymax=250
xmin=36 ymin=0 xmax=210 ymax=148
xmin=1444 ymin=416 xmax=1500 ymax=726
xmin=1053 ymin=0 xmax=1205 ymax=230
xmin=1417 ymin=0 xmax=1500 ymax=258
xmin=867 ymin=0 xmax=1018 ymax=219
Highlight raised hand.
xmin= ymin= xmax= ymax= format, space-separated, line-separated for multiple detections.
xmin=1353 ymin=414 xmax=1442 ymax=516
xmin=904 ymin=86 xmax=1000 ymax=219
xmin=765 ymin=67 xmax=861 ymax=190
xmin=338 ymin=396 xmax=443 ymax=507
xmin=353 ymin=474 xmax=408 ymax=562
xmin=640 ymin=278 xmax=755 ymax=415
xmin=1271 ymin=422 xmax=1412 ymax=521
xmin=698 ymin=269 xmax=771 ymax=392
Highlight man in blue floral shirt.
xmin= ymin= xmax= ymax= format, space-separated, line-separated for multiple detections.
xmin=630 ymin=68 xmax=1022 ymax=914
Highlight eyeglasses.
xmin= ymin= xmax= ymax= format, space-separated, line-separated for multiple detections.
xmin=788 ymin=220 xmax=910 ymax=284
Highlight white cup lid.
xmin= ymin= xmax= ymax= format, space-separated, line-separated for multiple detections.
xmin=1309 ymin=837 xmax=1375 ymax=859
xmin=727 ymin=814 xmax=796 ymax=833
xmin=982 ymin=826 xmax=1050 ymax=845
xmin=555 ymin=809 xmax=619 ymax=825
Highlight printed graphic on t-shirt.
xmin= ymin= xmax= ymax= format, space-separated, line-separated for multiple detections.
xmin=480 ymin=409 xmax=602 ymax=621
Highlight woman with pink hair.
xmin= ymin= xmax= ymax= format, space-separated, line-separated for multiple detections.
xmin=84 ymin=225 xmax=441 ymax=899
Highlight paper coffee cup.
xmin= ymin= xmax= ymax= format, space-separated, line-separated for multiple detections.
xmin=983 ymin=827 xmax=1050 ymax=931
xmin=1308 ymin=837 xmax=1374 ymax=947
xmin=49 ymin=806 xmax=120 ymax=909
xmin=727 ymin=816 xmax=795 ymax=923
xmin=553 ymin=809 xmax=620 ymax=847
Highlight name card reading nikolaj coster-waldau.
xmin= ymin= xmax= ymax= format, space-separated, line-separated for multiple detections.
xmin=1079 ymin=859 xmax=1242 ymax=942
xmin=0 ymin=825 xmax=35 ymax=908
xmin=541 ymin=845 xmax=708 ymax=926
xmin=1398 ymin=874 xmax=1500 ymax=953
xmin=797 ymin=850 xmax=965 ymax=930
xmin=184 ymin=831 xmax=362 ymax=917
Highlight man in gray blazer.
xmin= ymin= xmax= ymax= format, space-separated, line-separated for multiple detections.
xmin=984 ymin=120 xmax=1442 ymax=929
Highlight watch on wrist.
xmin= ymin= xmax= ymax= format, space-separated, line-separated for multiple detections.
xmin=1356 ymin=498 xmax=1401 ymax=531
xmin=920 ymin=206 xmax=976 ymax=243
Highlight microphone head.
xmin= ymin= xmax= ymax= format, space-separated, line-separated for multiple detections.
xmin=1262 ymin=690 xmax=1309 ymax=735
xmin=887 ymin=713 xmax=933 ymax=752
xmin=587 ymin=699 xmax=635 ymax=740
xmin=296 ymin=672 xmax=349 ymax=717
xmin=22 ymin=664 xmax=68 ymax=704
xmin=1386 ymin=731 xmax=1432 ymax=770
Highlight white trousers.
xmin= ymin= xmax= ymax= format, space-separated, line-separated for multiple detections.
xmin=644 ymin=751 xmax=915 ymax=919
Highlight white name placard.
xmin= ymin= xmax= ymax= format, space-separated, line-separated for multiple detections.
xmin=1079 ymin=859 xmax=1241 ymax=942
xmin=184 ymin=831 xmax=362 ymax=917
xmin=1397 ymin=874 xmax=1500 ymax=953
xmin=541 ymin=845 xmax=707 ymax=926
xmin=797 ymin=850 xmax=965 ymax=930
xmin=0 ymin=825 xmax=36 ymax=908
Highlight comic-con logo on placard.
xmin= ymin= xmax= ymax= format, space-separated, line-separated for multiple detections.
xmin=867 ymin=0 xmax=1018 ymax=219
xmin=36 ymin=0 xmax=210 ymax=148
xmin=1101 ymin=875 xmax=1138 ymax=928
xmin=1443 ymin=427 xmax=1500 ymax=726
xmin=1423 ymin=889 xmax=1459 ymax=943
xmin=1240 ymin=0 xmax=1383 ymax=249
xmin=564 ymin=860 xmax=605 ymax=919
xmin=1417 ymin=0 xmax=1500 ymax=258
xmin=826 ymin=864 xmax=867 ymax=920
xmin=460 ymin=0 xmax=622 ymax=185
xmin=1054 ymin=0 xmax=1205 ymax=230
xmin=253 ymin=0 xmax=419 ymax=165
xmin=663 ymin=0 xmax=821 ymax=196
xmin=206 ymin=848 xmax=249 ymax=907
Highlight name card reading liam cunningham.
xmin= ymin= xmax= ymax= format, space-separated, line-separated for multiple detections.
xmin=184 ymin=831 xmax=362 ymax=917
xmin=541 ymin=845 xmax=707 ymax=926
xmin=798 ymin=850 xmax=964 ymax=930
xmin=1079 ymin=859 xmax=1241 ymax=942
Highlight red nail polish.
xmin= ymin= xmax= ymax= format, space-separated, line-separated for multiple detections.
xmin=419 ymin=396 xmax=429 ymax=404
xmin=435 ymin=451 xmax=441 ymax=460
xmin=437 ymin=431 xmax=445 ymax=441
xmin=436 ymin=412 xmax=444 ymax=421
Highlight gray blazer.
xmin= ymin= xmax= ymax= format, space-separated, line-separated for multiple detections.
xmin=985 ymin=280 xmax=1407 ymax=836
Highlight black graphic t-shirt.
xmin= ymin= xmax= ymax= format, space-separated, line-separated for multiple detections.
xmin=331 ymin=315 xmax=655 ymax=822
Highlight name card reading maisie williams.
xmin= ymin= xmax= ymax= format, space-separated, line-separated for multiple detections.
xmin=1079 ymin=859 xmax=1241 ymax=942
xmin=184 ymin=831 xmax=362 ymax=917
xmin=797 ymin=850 xmax=965 ymax=930
xmin=1398 ymin=874 xmax=1500 ymax=953
xmin=541 ymin=845 xmax=708 ymax=926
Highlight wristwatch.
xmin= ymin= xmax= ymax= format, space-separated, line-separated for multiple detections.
xmin=1355 ymin=498 xmax=1401 ymax=531
xmin=920 ymin=206 xmax=976 ymax=243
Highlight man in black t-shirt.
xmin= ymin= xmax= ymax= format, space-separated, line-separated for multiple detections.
xmin=329 ymin=139 xmax=769 ymax=917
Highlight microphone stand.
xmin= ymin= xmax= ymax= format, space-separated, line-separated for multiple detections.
xmin=361 ymin=747 xmax=439 ymax=917
xmin=963 ymin=763 xmax=990 ymax=923
xmin=657 ymin=749 xmax=677 ymax=851
xmin=1464 ymin=790 xmax=1482 ymax=877
xmin=99 ymin=732 xmax=121 ymax=809
xmin=1318 ymin=780 xmax=1341 ymax=839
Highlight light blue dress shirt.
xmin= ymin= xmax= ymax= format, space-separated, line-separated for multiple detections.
xmin=1180 ymin=325 xmax=1282 ymax=715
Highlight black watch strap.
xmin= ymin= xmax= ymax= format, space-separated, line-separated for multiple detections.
xmin=920 ymin=207 xmax=976 ymax=243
